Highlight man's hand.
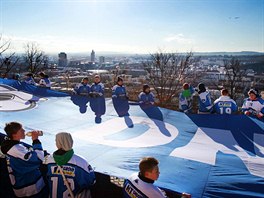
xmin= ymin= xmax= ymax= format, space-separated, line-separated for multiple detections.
xmin=31 ymin=131 xmax=41 ymax=141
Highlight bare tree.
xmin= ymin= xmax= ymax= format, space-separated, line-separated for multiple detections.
xmin=0 ymin=53 xmax=20 ymax=76
xmin=0 ymin=35 xmax=11 ymax=55
xmin=0 ymin=35 xmax=20 ymax=77
xmin=144 ymin=51 xmax=198 ymax=107
xmin=223 ymin=57 xmax=246 ymax=100
xmin=24 ymin=42 xmax=47 ymax=75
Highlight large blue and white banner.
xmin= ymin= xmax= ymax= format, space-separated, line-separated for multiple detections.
xmin=0 ymin=78 xmax=264 ymax=197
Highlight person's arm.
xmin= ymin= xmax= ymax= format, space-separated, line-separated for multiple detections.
xmin=256 ymin=99 xmax=264 ymax=118
xmin=112 ymin=85 xmax=117 ymax=98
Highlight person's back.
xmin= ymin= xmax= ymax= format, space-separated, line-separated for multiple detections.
xmin=214 ymin=89 xmax=237 ymax=114
xmin=123 ymin=157 xmax=166 ymax=198
xmin=46 ymin=132 xmax=95 ymax=198
xmin=197 ymin=83 xmax=213 ymax=114
xmin=0 ymin=122 xmax=47 ymax=197
xmin=179 ymin=83 xmax=195 ymax=113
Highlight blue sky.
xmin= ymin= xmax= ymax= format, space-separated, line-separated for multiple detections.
xmin=0 ymin=0 xmax=263 ymax=54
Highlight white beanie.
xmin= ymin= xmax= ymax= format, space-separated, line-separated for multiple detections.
xmin=56 ymin=132 xmax=73 ymax=151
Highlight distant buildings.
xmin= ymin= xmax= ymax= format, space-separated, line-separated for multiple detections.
xmin=58 ymin=52 xmax=68 ymax=67
xmin=91 ymin=50 xmax=95 ymax=62
xmin=99 ymin=56 xmax=105 ymax=65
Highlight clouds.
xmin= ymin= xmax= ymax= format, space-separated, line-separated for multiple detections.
xmin=164 ymin=34 xmax=193 ymax=44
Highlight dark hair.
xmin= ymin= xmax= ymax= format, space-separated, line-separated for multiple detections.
xmin=248 ymin=89 xmax=259 ymax=97
xmin=139 ymin=157 xmax=159 ymax=176
xmin=221 ymin=89 xmax=229 ymax=96
xmin=82 ymin=77 xmax=89 ymax=82
xmin=4 ymin=122 xmax=22 ymax=139
xmin=117 ymin=76 xmax=123 ymax=83
xmin=143 ymin=84 xmax=150 ymax=93
xmin=26 ymin=73 xmax=33 ymax=77
xmin=198 ymin=83 xmax=206 ymax=94
xmin=39 ymin=72 xmax=49 ymax=78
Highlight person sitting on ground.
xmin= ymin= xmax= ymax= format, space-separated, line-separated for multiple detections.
xmin=242 ymin=89 xmax=264 ymax=119
xmin=138 ymin=84 xmax=155 ymax=106
xmin=123 ymin=157 xmax=167 ymax=198
xmin=73 ymin=77 xmax=90 ymax=96
xmin=45 ymin=132 xmax=96 ymax=198
xmin=24 ymin=73 xmax=36 ymax=85
xmin=179 ymin=83 xmax=195 ymax=113
xmin=197 ymin=83 xmax=213 ymax=114
xmin=213 ymin=89 xmax=238 ymax=114
xmin=39 ymin=72 xmax=51 ymax=88
xmin=0 ymin=122 xmax=48 ymax=197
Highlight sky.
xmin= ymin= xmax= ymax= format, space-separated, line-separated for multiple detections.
xmin=0 ymin=0 xmax=263 ymax=54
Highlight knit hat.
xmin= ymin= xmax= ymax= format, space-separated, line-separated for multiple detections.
xmin=56 ymin=132 xmax=73 ymax=151
xmin=183 ymin=83 xmax=189 ymax=90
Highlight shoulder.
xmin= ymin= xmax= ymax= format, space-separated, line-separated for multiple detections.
xmin=8 ymin=143 xmax=29 ymax=159
xmin=69 ymin=154 xmax=90 ymax=170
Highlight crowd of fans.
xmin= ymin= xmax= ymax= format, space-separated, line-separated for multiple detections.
xmin=179 ymin=83 xmax=264 ymax=119
xmin=0 ymin=73 xmax=263 ymax=198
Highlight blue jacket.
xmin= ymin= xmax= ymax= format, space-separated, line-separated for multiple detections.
xmin=138 ymin=92 xmax=155 ymax=104
xmin=112 ymin=85 xmax=128 ymax=99
xmin=90 ymin=82 xmax=104 ymax=97
xmin=0 ymin=139 xmax=46 ymax=197
xmin=213 ymin=96 xmax=238 ymax=114
xmin=242 ymin=97 xmax=264 ymax=117
xmin=46 ymin=152 xmax=96 ymax=198
xmin=74 ymin=83 xmax=90 ymax=96
xmin=198 ymin=91 xmax=213 ymax=113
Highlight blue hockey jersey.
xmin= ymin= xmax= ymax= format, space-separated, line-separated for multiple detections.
xmin=46 ymin=153 xmax=95 ymax=198
xmin=0 ymin=139 xmax=46 ymax=197
xmin=213 ymin=96 xmax=238 ymax=114
xmin=242 ymin=97 xmax=264 ymax=117
xmin=90 ymin=82 xmax=104 ymax=97
xmin=24 ymin=77 xmax=36 ymax=85
xmin=39 ymin=78 xmax=51 ymax=88
xmin=74 ymin=83 xmax=90 ymax=96
xmin=112 ymin=84 xmax=128 ymax=99
xmin=198 ymin=91 xmax=213 ymax=113
xmin=138 ymin=92 xmax=155 ymax=104
xmin=123 ymin=173 xmax=166 ymax=198
xmin=179 ymin=87 xmax=195 ymax=113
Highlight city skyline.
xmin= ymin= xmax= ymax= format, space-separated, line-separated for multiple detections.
xmin=0 ymin=0 xmax=263 ymax=54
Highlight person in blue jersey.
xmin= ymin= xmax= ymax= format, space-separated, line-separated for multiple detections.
xmin=123 ymin=157 xmax=167 ymax=198
xmin=38 ymin=72 xmax=51 ymax=89
xmin=46 ymin=132 xmax=95 ymax=198
xmin=242 ymin=89 xmax=264 ymax=119
xmin=0 ymin=122 xmax=48 ymax=198
xmin=138 ymin=84 xmax=155 ymax=109
xmin=213 ymin=89 xmax=238 ymax=114
xmin=112 ymin=76 xmax=130 ymax=117
xmin=73 ymin=77 xmax=91 ymax=96
xmin=197 ymin=83 xmax=213 ymax=114
xmin=25 ymin=73 xmax=36 ymax=85
xmin=89 ymin=75 xmax=106 ymax=123
xmin=179 ymin=83 xmax=195 ymax=113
